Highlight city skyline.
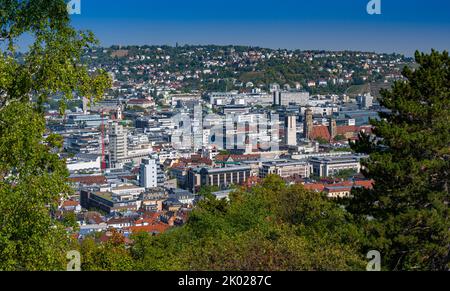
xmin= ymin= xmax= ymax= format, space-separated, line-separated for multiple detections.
xmin=69 ymin=0 xmax=450 ymax=56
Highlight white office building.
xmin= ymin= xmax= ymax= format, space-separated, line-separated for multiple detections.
xmin=362 ymin=93 xmax=374 ymax=109
xmin=273 ymin=91 xmax=310 ymax=106
xmin=285 ymin=115 xmax=297 ymax=146
xmin=139 ymin=158 xmax=158 ymax=189
xmin=109 ymin=123 xmax=128 ymax=167
xmin=309 ymin=155 xmax=366 ymax=177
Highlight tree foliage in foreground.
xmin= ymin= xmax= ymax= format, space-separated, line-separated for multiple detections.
xmin=0 ymin=103 xmax=70 ymax=270
xmin=348 ymin=50 xmax=450 ymax=271
xmin=0 ymin=0 xmax=110 ymax=270
xmin=79 ymin=176 xmax=365 ymax=271
xmin=123 ymin=176 xmax=366 ymax=271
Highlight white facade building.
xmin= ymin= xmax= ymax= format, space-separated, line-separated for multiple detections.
xmin=109 ymin=123 xmax=128 ymax=167
xmin=274 ymin=91 xmax=310 ymax=106
xmin=309 ymin=155 xmax=364 ymax=177
xmin=66 ymin=155 xmax=101 ymax=173
xmin=362 ymin=93 xmax=374 ymax=109
xmin=285 ymin=115 xmax=297 ymax=146
xmin=139 ymin=158 xmax=158 ymax=188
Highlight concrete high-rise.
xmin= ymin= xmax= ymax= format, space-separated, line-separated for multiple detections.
xmin=109 ymin=123 xmax=127 ymax=167
xmin=82 ymin=97 xmax=89 ymax=114
xmin=139 ymin=158 xmax=158 ymax=189
xmin=284 ymin=114 xmax=297 ymax=146
xmin=362 ymin=93 xmax=373 ymax=109
xmin=192 ymin=104 xmax=203 ymax=152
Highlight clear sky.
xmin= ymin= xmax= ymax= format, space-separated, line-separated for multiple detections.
xmin=70 ymin=0 xmax=450 ymax=56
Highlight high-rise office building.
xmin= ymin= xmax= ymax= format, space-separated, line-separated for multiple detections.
xmin=109 ymin=123 xmax=127 ymax=167
xmin=192 ymin=104 xmax=203 ymax=152
xmin=82 ymin=97 xmax=89 ymax=114
xmin=362 ymin=93 xmax=374 ymax=109
xmin=284 ymin=115 xmax=297 ymax=146
xmin=358 ymin=93 xmax=374 ymax=109
xmin=139 ymin=158 xmax=158 ymax=189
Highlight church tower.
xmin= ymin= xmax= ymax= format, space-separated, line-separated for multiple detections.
xmin=304 ymin=108 xmax=314 ymax=140
xmin=116 ymin=104 xmax=123 ymax=120
xmin=329 ymin=118 xmax=337 ymax=140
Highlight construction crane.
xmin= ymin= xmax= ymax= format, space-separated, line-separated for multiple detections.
xmin=100 ymin=109 xmax=107 ymax=171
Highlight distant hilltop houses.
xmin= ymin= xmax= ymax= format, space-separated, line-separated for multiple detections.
xmin=45 ymin=45 xmax=391 ymax=243
xmin=81 ymin=45 xmax=410 ymax=98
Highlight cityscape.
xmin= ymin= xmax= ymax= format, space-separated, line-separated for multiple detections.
xmin=0 ymin=0 xmax=449 ymax=276
xmin=52 ymin=45 xmax=400 ymax=237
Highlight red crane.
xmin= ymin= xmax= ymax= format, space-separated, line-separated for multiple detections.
xmin=100 ymin=109 xmax=107 ymax=171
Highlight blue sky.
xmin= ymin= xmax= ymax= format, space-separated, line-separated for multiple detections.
xmin=69 ymin=0 xmax=450 ymax=56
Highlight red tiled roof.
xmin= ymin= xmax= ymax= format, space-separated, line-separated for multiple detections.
xmin=311 ymin=126 xmax=331 ymax=141
xmin=134 ymin=218 xmax=156 ymax=226
xmin=303 ymin=184 xmax=325 ymax=192
xmin=62 ymin=200 xmax=80 ymax=208
xmin=126 ymin=223 xmax=171 ymax=234
xmin=333 ymin=181 xmax=353 ymax=187
xmin=141 ymin=212 xmax=161 ymax=220
xmin=170 ymin=163 xmax=188 ymax=169
xmin=134 ymin=213 xmax=160 ymax=226
xmin=88 ymin=216 xmax=104 ymax=224
xmin=99 ymin=232 xmax=128 ymax=244
xmin=310 ymin=125 xmax=362 ymax=141
xmin=325 ymin=186 xmax=352 ymax=193
xmin=303 ymin=180 xmax=374 ymax=193
xmin=354 ymin=180 xmax=374 ymax=189
xmin=85 ymin=212 xmax=105 ymax=224
xmin=69 ymin=175 xmax=107 ymax=185
xmin=337 ymin=126 xmax=359 ymax=135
